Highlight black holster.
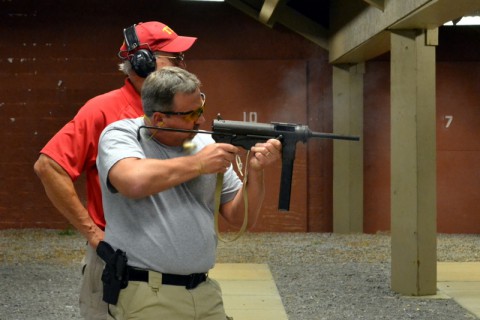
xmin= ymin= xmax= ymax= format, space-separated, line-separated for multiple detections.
xmin=96 ymin=241 xmax=129 ymax=305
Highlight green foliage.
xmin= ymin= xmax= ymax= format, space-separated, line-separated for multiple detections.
xmin=58 ymin=227 xmax=76 ymax=236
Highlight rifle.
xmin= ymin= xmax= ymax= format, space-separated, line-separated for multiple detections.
xmin=138 ymin=117 xmax=360 ymax=211
xmin=212 ymin=119 xmax=359 ymax=211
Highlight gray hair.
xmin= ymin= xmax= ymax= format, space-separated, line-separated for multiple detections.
xmin=141 ymin=66 xmax=201 ymax=117
xmin=118 ymin=60 xmax=132 ymax=75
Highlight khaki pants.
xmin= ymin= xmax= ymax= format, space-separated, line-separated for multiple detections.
xmin=107 ymin=270 xmax=229 ymax=320
xmin=79 ymin=244 xmax=108 ymax=320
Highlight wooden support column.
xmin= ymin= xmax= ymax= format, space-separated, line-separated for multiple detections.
xmin=332 ymin=63 xmax=364 ymax=233
xmin=390 ymin=29 xmax=437 ymax=295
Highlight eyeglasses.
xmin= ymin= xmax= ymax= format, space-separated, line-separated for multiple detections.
xmin=159 ymin=93 xmax=206 ymax=122
xmin=154 ymin=52 xmax=186 ymax=67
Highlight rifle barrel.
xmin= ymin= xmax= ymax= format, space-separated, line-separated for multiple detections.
xmin=310 ymin=131 xmax=360 ymax=141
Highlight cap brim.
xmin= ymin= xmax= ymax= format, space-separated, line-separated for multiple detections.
xmin=152 ymin=36 xmax=197 ymax=53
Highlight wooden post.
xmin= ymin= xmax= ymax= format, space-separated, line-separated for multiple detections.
xmin=390 ymin=29 xmax=437 ymax=295
xmin=332 ymin=63 xmax=364 ymax=233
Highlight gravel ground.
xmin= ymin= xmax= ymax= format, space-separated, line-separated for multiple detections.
xmin=1 ymin=229 xmax=479 ymax=320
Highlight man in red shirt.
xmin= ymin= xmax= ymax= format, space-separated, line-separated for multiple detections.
xmin=34 ymin=21 xmax=197 ymax=319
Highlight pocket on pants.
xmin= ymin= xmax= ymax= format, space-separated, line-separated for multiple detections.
xmin=79 ymin=246 xmax=108 ymax=318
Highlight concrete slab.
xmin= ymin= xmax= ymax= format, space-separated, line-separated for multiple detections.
xmin=210 ymin=263 xmax=288 ymax=320
xmin=438 ymin=262 xmax=480 ymax=281
xmin=437 ymin=262 xmax=480 ymax=318
xmin=209 ymin=262 xmax=480 ymax=320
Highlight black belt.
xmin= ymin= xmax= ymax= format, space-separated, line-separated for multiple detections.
xmin=127 ymin=266 xmax=207 ymax=290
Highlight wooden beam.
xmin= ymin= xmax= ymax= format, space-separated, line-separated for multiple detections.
xmin=363 ymin=0 xmax=384 ymax=11
xmin=225 ymin=0 xmax=329 ymax=50
xmin=330 ymin=0 xmax=480 ymax=64
xmin=277 ymin=6 xmax=329 ymax=50
xmin=259 ymin=0 xmax=286 ymax=27
xmin=224 ymin=0 xmax=260 ymax=20
xmin=330 ymin=0 xmax=431 ymax=63
xmin=390 ymin=0 xmax=480 ymax=29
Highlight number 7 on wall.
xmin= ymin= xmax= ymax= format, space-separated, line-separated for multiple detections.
xmin=444 ymin=115 xmax=453 ymax=128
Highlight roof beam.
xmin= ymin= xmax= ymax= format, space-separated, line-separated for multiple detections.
xmin=259 ymin=0 xmax=286 ymax=27
xmin=329 ymin=0 xmax=480 ymax=64
xmin=224 ymin=0 xmax=259 ymax=20
xmin=363 ymin=0 xmax=384 ymax=11
xmin=390 ymin=0 xmax=480 ymax=29
xmin=276 ymin=6 xmax=329 ymax=50
xmin=226 ymin=0 xmax=329 ymax=50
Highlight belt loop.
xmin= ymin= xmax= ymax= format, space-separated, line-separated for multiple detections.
xmin=148 ymin=270 xmax=162 ymax=290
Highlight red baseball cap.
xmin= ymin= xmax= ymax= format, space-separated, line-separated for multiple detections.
xmin=118 ymin=21 xmax=197 ymax=58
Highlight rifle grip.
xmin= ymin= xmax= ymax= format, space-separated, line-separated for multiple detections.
xmin=278 ymin=143 xmax=296 ymax=211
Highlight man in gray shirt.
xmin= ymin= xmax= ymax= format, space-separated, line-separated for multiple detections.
xmin=97 ymin=66 xmax=281 ymax=319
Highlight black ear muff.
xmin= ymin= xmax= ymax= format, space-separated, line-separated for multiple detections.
xmin=123 ymin=25 xmax=156 ymax=78
xmin=130 ymin=49 xmax=156 ymax=78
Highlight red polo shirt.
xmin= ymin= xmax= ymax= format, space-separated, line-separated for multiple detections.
xmin=41 ymin=78 xmax=143 ymax=229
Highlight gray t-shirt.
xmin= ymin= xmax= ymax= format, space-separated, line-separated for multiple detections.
xmin=97 ymin=117 xmax=242 ymax=274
